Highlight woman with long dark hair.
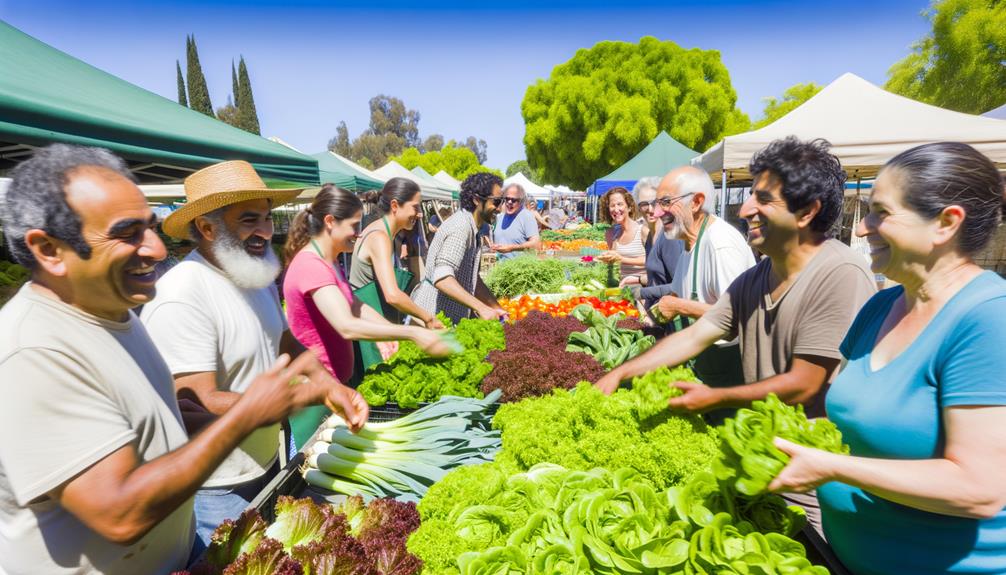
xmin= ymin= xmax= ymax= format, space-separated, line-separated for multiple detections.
xmin=282 ymin=185 xmax=451 ymax=447
xmin=350 ymin=177 xmax=444 ymax=329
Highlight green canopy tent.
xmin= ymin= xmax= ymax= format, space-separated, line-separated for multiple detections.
xmin=587 ymin=131 xmax=699 ymax=196
xmin=0 ymin=22 xmax=320 ymax=184
xmin=311 ymin=151 xmax=385 ymax=192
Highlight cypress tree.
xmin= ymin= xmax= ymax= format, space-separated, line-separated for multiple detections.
xmin=175 ymin=60 xmax=188 ymax=107
xmin=186 ymin=34 xmax=214 ymax=117
xmin=236 ymin=57 xmax=261 ymax=135
xmin=231 ymin=60 xmax=240 ymax=109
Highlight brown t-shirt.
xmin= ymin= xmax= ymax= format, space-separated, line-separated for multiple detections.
xmin=702 ymin=239 xmax=876 ymax=416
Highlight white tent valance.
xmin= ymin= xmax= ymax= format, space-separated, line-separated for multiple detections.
xmin=693 ymin=73 xmax=1006 ymax=183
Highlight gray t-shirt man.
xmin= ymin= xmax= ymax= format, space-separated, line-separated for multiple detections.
xmin=0 ymin=285 xmax=194 ymax=574
xmin=703 ymin=238 xmax=877 ymax=417
xmin=493 ymin=208 xmax=539 ymax=260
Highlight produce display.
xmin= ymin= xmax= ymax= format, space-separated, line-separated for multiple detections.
xmin=542 ymin=238 xmax=607 ymax=252
xmin=540 ymin=225 xmax=609 ymax=242
xmin=491 ymin=374 xmax=719 ymax=490
xmin=409 ymin=462 xmax=825 ymax=575
xmin=358 ymin=316 xmax=505 ymax=407
xmin=185 ymin=495 xmax=422 ymax=575
xmin=499 ymin=294 xmax=638 ymax=321
xmin=566 ymin=304 xmax=655 ymax=368
xmin=715 ymin=394 xmax=849 ymax=497
xmin=303 ymin=393 xmax=502 ymax=501
xmin=484 ymin=255 xmax=616 ymax=299
xmin=481 ymin=311 xmax=607 ymax=402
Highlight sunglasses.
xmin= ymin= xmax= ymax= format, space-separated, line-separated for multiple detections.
xmin=503 ymin=197 xmax=522 ymax=205
xmin=480 ymin=195 xmax=503 ymax=208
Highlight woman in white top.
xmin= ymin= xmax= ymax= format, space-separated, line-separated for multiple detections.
xmin=599 ymin=186 xmax=648 ymax=281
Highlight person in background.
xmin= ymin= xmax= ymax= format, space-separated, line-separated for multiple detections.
xmin=596 ymin=137 xmax=876 ymax=532
xmin=359 ymin=190 xmax=381 ymax=228
xmin=492 ymin=183 xmax=541 ymax=259
xmin=770 ymin=142 xmax=1006 ymax=575
xmin=351 ymin=177 xmax=444 ymax=328
xmin=0 ymin=145 xmax=366 ymax=574
xmin=625 ymin=176 xmax=685 ymax=318
xmin=526 ymin=198 xmax=549 ymax=230
xmin=142 ymin=160 xmax=323 ymax=554
xmin=598 ymin=186 xmax=648 ymax=283
xmin=546 ymin=204 xmax=568 ymax=230
xmin=282 ymin=186 xmax=452 ymax=444
xmin=412 ymin=172 xmax=507 ymax=324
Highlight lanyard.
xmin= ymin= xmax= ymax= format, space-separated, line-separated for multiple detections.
xmin=310 ymin=238 xmax=326 ymax=260
xmin=689 ymin=214 xmax=710 ymax=301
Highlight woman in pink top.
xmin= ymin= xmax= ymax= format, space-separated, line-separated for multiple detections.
xmin=282 ymin=185 xmax=450 ymax=448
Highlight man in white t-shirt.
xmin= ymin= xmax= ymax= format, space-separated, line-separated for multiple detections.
xmin=140 ymin=161 xmax=349 ymax=555
xmin=651 ymin=166 xmax=755 ymax=392
xmin=0 ymin=145 xmax=367 ymax=574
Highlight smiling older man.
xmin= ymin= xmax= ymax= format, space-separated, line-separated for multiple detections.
xmin=140 ymin=160 xmax=337 ymax=556
xmin=491 ymin=182 xmax=540 ymax=259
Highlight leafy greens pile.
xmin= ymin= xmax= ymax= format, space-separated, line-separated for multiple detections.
xmin=358 ymin=315 xmax=505 ymax=407
xmin=540 ymin=225 xmax=608 ymax=242
xmin=484 ymin=256 xmax=615 ymax=297
xmin=715 ymin=394 xmax=849 ymax=497
xmin=186 ymin=495 xmax=422 ymax=575
xmin=566 ymin=304 xmax=655 ymax=368
xmin=481 ymin=311 xmax=607 ymax=402
xmin=408 ymin=463 xmax=827 ymax=575
xmin=491 ymin=378 xmax=718 ymax=490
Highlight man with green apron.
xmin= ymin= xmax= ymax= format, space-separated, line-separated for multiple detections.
xmin=648 ymin=167 xmax=754 ymax=420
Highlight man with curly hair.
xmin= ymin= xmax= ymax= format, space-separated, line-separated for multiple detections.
xmin=596 ymin=137 xmax=876 ymax=530
xmin=411 ymin=172 xmax=507 ymax=324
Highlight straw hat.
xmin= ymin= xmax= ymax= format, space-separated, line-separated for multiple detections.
xmin=161 ymin=160 xmax=303 ymax=239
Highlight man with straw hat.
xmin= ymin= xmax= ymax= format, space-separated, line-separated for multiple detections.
xmin=141 ymin=160 xmax=360 ymax=555
xmin=0 ymin=145 xmax=366 ymax=574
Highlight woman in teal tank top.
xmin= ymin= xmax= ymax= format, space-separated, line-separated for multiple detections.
xmin=768 ymin=143 xmax=1006 ymax=575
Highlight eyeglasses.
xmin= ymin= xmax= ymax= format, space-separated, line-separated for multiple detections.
xmin=503 ymin=197 xmax=522 ymax=205
xmin=655 ymin=193 xmax=695 ymax=210
xmin=637 ymin=201 xmax=654 ymax=210
xmin=481 ymin=196 xmax=503 ymax=208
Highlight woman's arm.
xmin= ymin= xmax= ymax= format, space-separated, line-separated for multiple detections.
xmin=312 ymin=285 xmax=449 ymax=355
xmin=365 ymin=232 xmax=441 ymax=327
xmin=770 ymin=405 xmax=1006 ymax=519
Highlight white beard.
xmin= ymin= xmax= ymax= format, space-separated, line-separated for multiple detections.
xmin=209 ymin=230 xmax=281 ymax=290
xmin=663 ymin=219 xmax=683 ymax=242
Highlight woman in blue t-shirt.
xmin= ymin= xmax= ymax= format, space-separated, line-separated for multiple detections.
xmin=768 ymin=142 xmax=1006 ymax=575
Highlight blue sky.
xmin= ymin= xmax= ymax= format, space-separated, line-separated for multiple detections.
xmin=1 ymin=0 xmax=931 ymax=171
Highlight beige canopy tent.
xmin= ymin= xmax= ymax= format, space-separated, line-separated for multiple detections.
xmin=693 ymin=73 xmax=1006 ymax=185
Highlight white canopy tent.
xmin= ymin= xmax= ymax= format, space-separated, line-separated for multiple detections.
xmin=411 ymin=165 xmax=459 ymax=195
xmin=984 ymin=103 xmax=1006 ymax=120
xmin=374 ymin=161 xmax=455 ymax=200
xmin=432 ymin=170 xmax=461 ymax=189
xmin=694 ymin=73 xmax=1006 ymax=185
xmin=503 ymin=172 xmax=551 ymax=201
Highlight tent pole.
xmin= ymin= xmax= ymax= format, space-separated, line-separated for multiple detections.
xmin=719 ymin=169 xmax=727 ymax=218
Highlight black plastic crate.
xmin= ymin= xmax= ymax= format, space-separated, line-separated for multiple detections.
xmin=367 ymin=399 xmax=501 ymax=421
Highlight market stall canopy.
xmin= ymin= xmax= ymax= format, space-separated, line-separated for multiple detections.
xmin=432 ymin=170 xmax=461 ymax=188
xmin=589 ymin=131 xmax=699 ymax=195
xmin=311 ymin=151 xmax=385 ymax=192
xmin=0 ymin=22 xmax=320 ymax=184
xmin=411 ymin=165 xmax=459 ymax=197
xmin=504 ymin=172 xmax=550 ymax=200
xmin=693 ymin=73 xmax=1006 ymax=183
xmin=374 ymin=161 xmax=455 ymax=200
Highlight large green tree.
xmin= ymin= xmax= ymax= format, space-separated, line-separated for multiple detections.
xmin=236 ymin=56 xmax=261 ymax=135
xmin=186 ymin=35 xmax=214 ymax=117
xmin=216 ymin=96 xmax=240 ymax=128
xmin=505 ymin=159 xmax=543 ymax=185
xmin=231 ymin=60 xmax=240 ymax=109
xmin=886 ymin=0 xmax=1006 ymax=113
xmin=753 ymin=82 xmax=823 ymax=129
xmin=521 ymin=36 xmax=750 ymax=188
xmin=175 ymin=60 xmax=187 ymax=107
xmin=329 ymin=121 xmax=352 ymax=157
xmin=392 ymin=143 xmax=502 ymax=180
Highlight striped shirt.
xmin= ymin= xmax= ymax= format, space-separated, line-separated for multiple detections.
xmin=411 ymin=209 xmax=481 ymax=324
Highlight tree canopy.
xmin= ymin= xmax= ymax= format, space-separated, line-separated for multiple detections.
xmin=391 ymin=142 xmax=502 ymax=180
xmin=521 ymin=36 xmax=750 ymax=188
xmin=330 ymin=95 xmax=491 ymax=170
xmin=186 ymin=35 xmax=214 ymax=117
xmin=753 ymin=82 xmax=823 ymax=129
xmin=885 ymin=0 xmax=1006 ymax=114
xmin=505 ymin=159 xmax=543 ymax=185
